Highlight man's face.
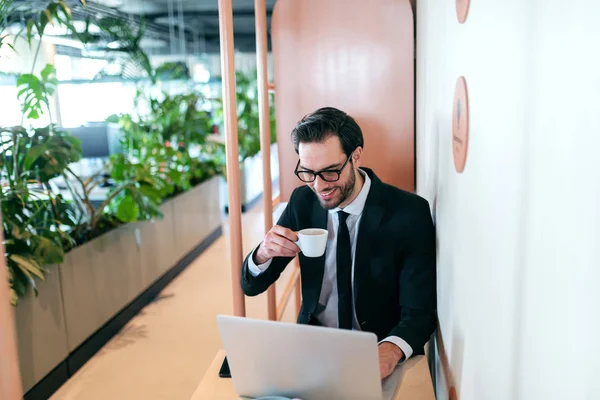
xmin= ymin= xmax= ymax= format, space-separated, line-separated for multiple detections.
xmin=297 ymin=135 xmax=362 ymax=210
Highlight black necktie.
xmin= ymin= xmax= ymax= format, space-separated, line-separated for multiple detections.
xmin=336 ymin=211 xmax=353 ymax=330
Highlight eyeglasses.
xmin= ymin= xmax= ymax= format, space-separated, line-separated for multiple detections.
xmin=294 ymin=153 xmax=353 ymax=183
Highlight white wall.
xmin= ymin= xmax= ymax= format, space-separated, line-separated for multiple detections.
xmin=415 ymin=1 xmax=600 ymax=399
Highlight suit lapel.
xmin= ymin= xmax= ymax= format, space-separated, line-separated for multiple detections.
xmin=354 ymin=169 xmax=385 ymax=320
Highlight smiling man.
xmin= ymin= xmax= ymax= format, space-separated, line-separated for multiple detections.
xmin=240 ymin=107 xmax=437 ymax=379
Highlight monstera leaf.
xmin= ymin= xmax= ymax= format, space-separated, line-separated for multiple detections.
xmin=17 ymin=64 xmax=58 ymax=120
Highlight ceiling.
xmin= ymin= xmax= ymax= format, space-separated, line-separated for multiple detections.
xmin=97 ymin=0 xmax=277 ymax=54
xmin=8 ymin=0 xmax=277 ymax=55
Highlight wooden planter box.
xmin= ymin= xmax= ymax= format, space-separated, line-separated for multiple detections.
xmin=59 ymin=221 xmax=144 ymax=351
xmin=136 ymin=200 xmax=178 ymax=289
xmin=173 ymin=176 xmax=221 ymax=258
xmin=15 ymin=176 xmax=222 ymax=396
xmin=14 ymin=267 xmax=69 ymax=393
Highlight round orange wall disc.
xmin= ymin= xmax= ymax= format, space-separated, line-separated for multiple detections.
xmin=452 ymin=76 xmax=469 ymax=173
xmin=456 ymin=0 xmax=471 ymax=24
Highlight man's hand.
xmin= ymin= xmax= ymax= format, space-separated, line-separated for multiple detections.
xmin=378 ymin=342 xmax=404 ymax=379
xmin=253 ymin=225 xmax=300 ymax=265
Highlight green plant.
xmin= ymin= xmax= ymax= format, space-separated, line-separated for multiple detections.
xmin=214 ymin=69 xmax=277 ymax=163
xmin=1 ymin=127 xmax=165 ymax=305
xmin=25 ymin=1 xmax=87 ymax=41
xmin=0 ymin=0 xmax=162 ymax=303
xmin=155 ymin=61 xmax=189 ymax=81
xmin=1 ymin=125 xmax=81 ymax=304
xmin=95 ymin=16 xmax=155 ymax=82
xmin=61 ymin=157 xmax=165 ymax=246
xmin=0 ymin=122 xmax=159 ymax=303
xmin=15 ymin=0 xmax=87 ymax=126
xmin=0 ymin=1 xmax=88 ymax=303
xmin=0 ymin=0 xmax=15 ymax=54
xmin=108 ymin=90 xmax=218 ymax=195
xmin=1 ymin=0 xmax=220 ymax=304
xmin=17 ymin=64 xmax=58 ymax=120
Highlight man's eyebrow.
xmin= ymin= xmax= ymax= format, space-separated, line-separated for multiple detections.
xmin=299 ymin=162 xmax=342 ymax=171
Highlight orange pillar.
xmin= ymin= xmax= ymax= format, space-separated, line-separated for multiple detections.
xmin=0 ymin=213 xmax=23 ymax=399
xmin=254 ymin=0 xmax=276 ymax=321
xmin=218 ymin=0 xmax=246 ymax=317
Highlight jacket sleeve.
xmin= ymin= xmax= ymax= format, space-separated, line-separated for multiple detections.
xmin=388 ymin=197 xmax=437 ymax=354
xmin=240 ymin=189 xmax=297 ymax=297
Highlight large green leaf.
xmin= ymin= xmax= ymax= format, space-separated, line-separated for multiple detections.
xmin=40 ymin=64 xmax=58 ymax=86
xmin=57 ymin=0 xmax=72 ymax=18
xmin=27 ymin=127 xmax=82 ymax=181
xmin=17 ymin=65 xmax=57 ymax=121
xmin=115 ymin=193 xmax=140 ymax=222
xmin=9 ymin=254 xmax=45 ymax=281
xmin=33 ymin=236 xmax=64 ymax=265
xmin=109 ymin=153 xmax=129 ymax=180
xmin=25 ymin=19 xmax=37 ymax=46
xmin=17 ymin=74 xmax=43 ymax=119
xmin=24 ymin=143 xmax=47 ymax=170
xmin=138 ymin=183 xmax=162 ymax=204
xmin=40 ymin=4 xmax=58 ymax=33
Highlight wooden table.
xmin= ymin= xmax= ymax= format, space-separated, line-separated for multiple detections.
xmin=191 ymin=350 xmax=435 ymax=400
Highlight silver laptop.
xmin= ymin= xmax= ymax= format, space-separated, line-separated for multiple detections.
xmin=216 ymin=315 xmax=383 ymax=400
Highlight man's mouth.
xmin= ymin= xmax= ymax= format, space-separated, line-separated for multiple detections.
xmin=318 ymin=188 xmax=337 ymax=201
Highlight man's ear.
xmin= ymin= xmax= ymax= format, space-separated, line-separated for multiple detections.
xmin=352 ymin=147 xmax=363 ymax=167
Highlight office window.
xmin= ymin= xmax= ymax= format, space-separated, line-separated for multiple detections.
xmin=58 ymin=82 xmax=137 ymax=128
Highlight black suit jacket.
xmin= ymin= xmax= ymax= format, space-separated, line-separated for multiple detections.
xmin=241 ymin=168 xmax=436 ymax=355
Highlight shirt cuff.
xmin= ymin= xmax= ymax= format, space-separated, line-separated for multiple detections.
xmin=247 ymin=244 xmax=272 ymax=277
xmin=379 ymin=336 xmax=413 ymax=363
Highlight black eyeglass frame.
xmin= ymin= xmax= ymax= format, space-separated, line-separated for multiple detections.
xmin=294 ymin=152 xmax=354 ymax=183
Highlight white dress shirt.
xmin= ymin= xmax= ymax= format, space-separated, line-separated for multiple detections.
xmin=248 ymin=169 xmax=413 ymax=361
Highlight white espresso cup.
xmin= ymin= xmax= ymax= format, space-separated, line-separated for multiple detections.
xmin=295 ymin=228 xmax=328 ymax=258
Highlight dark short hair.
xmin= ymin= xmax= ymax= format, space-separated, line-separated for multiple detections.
xmin=291 ymin=107 xmax=364 ymax=157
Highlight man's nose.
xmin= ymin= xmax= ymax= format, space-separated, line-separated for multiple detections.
xmin=312 ymin=175 xmax=329 ymax=191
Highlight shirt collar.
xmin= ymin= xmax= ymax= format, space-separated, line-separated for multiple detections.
xmin=329 ymin=168 xmax=371 ymax=216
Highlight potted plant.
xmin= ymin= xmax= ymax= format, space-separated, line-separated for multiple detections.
xmin=108 ymin=88 xmax=222 ymax=262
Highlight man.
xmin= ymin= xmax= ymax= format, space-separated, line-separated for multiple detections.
xmin=241 ymin=107 xmax=436 ymax=379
